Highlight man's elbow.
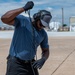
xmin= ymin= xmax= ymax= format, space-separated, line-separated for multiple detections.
xmin=1 ymin=15 xmax=8 ymax=24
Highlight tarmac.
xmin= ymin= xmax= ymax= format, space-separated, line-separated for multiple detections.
xmin=0 ymin=36 xmax=75 ymax=75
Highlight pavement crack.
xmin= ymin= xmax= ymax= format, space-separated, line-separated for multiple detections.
xmin=51 ymin=49 xmax=75 ymax=75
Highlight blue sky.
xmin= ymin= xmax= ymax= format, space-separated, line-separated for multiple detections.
xmin=0 ymin=0 xmax=75 ymax=25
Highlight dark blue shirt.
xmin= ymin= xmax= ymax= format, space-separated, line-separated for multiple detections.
xmin=9 ymin=15 xmax=49 ymax=60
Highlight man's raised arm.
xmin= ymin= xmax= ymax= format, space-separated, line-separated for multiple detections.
xmin=1 ymin=1 xmax=34 ymax=25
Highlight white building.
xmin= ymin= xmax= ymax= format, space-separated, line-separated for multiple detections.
xmin=49 ymin=22 xmax=61 ymax=31
xmin=70 ymin=16 xmax=75 ymax=32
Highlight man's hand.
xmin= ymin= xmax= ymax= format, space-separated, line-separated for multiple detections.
xmin=32 ymin=57 xmax=46 ymax=69
xmin=23 ymin=1 xmax=34 ymax=11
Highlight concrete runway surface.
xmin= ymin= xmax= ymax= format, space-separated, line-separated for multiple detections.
xmin=0 ymin=37 xmax=75 ymax=75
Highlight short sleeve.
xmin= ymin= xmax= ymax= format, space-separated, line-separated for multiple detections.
xmin=13 ymin=15 xmax=28 ymax=28
xmin=13 ymin=15 xmax=22 ymax=27
xmin=40 ymin=32 xmax=49 ymax=48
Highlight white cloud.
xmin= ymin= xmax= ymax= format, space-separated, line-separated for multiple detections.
xmin=46 ymin=7 xmax=53 ymax=11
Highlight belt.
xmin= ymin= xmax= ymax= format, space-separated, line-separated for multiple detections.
xmin=7 ymin=55 xmax=35 ymax=64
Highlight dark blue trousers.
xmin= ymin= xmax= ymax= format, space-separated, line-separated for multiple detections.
xmin=6 ymin=56 xmax=39 ymax=75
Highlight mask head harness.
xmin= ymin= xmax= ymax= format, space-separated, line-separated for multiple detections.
xmin=33 ymin=10 xmax=52 ymax=27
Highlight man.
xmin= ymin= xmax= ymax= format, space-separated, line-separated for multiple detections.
xmin=1 ymin=1 xmax=52 ymax=75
